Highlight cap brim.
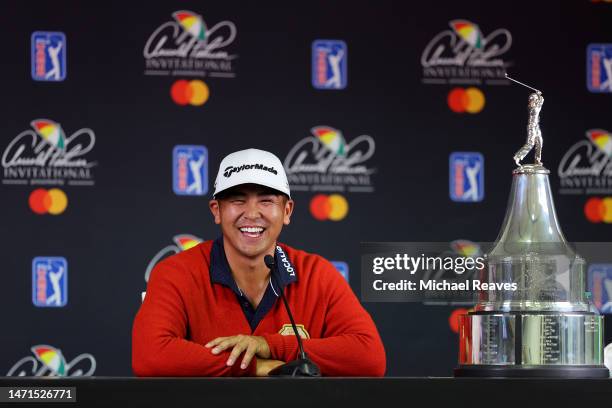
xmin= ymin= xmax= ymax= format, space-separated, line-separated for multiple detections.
xmin=213 ymin=181 xmax=291 ymax=199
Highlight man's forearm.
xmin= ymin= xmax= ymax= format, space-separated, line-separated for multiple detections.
xmin=263 ymin=333 xmax=386 ymax=376
xmin=132 ymin=334 xmax=258 ymax=377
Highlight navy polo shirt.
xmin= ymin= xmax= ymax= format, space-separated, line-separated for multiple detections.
xmin=209 ymin=236 xmax=298 ymax=331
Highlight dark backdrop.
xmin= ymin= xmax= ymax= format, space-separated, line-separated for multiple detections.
xmin=1 ymin=0 xmax=611 ymax=376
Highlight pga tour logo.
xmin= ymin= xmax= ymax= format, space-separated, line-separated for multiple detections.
xmin=449 ymin=152 xmax=484 ymax=202
xmin=589 ymin=264 xmax=612 ymax=314
xmin=32 ymin=257 xmax=67 ymax=307
xmin=173 ymin=145 xmax=208 ymax=196
xmin=312 ymin=40 xmax=347 ymax=90
xmin=31 ymin=31 xmax=66 ymax=81
xmin=332 ymin=261 xmax=349 ymax=281
xmin=587 ymin=44 xmax=612 ymax=93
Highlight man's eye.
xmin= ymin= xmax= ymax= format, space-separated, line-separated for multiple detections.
xmin=231 ymin=199 xmax=245 ymax=204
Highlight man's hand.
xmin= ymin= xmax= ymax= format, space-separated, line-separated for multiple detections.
xmin=205 ymin=335 xmax=271 ymax=369
xmin=256 ymin=358 xmax=285 ymax=377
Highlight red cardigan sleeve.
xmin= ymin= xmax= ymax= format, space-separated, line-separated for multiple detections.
xmin=263 ymin=256 xmax=386 ymax=376
xmin=132 ymin=259 xmax=256 ymax=377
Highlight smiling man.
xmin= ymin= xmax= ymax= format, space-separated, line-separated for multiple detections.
xmin=132 ymin=148 xmax=386 ymax=376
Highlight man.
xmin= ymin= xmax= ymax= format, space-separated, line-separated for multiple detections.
xmin=132 ymin=148 xmax=386 ymax=376
xmin=46 ymin=265 xmax=65 ymax=306
xmin=45 ymin=41 xmax=63 ymax=81
xmin=326 ymin=48 xmax=344 ymax=89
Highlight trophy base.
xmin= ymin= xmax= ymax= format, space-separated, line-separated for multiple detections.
xmin=454 ymin=365 xmax=609 ymax=378
xmin=459 ymin=313 xmax=604 ymax=367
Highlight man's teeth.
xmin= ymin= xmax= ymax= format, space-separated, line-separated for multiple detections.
xmin=240 ymin=227 xmax=264 ymax=233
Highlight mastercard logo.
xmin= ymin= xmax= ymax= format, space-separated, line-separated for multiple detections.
xmin=170 ymin=79 xmax=210 ymax=106
xmin=584 ymin=197 xmax=612 ymax=223
xmin=309 ymin=194 xmax=349 ymax=221
xmin=29 ymin=188 xmax=68 ymax=215
xmin=447 ymin=87 xmax=485 ymax=114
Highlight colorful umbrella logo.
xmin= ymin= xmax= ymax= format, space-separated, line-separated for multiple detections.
xmin=449 ymin=20 xmax=484 ymax=49
xmin=450 ymin=240 xmax=481 ymax=258
xmin=173 ymin=10 xmax=206 ymax=40
xmin=173 ymin=234 xmax=203 ymax=251
xmin=587 ymin=129 xmax=612 ymax=156
xmin=31 ymin=345 xmax=66 ymax=376
xmin=311 ymin=126 xmax=346 ymax=156
xmin=31 ymin=119 xmax=65 ymax=149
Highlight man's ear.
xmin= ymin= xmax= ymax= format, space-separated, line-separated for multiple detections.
xmin=209 ymin=200 xmax=221 ymax=225
xmin=283 ymin=199 xmax=294 ymax=225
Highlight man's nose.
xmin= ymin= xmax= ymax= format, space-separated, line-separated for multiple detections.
xmin=242 ymin=198 xmax=261 ymax=219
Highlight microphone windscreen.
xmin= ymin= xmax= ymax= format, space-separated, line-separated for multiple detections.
xmin=264 ymin=255 xmax=275 ymax=269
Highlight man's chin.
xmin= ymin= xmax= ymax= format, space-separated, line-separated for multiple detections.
xmin=236 ymin=244 xmax=271 ymax=260
xmin=229 ymin=236 xmax=273 ymax=259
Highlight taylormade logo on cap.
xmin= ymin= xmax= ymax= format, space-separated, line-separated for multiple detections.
xmin=223 ymin=163 xmax=278 ymax=178
xmin=213 ymin=148 xmax=291 ymax=198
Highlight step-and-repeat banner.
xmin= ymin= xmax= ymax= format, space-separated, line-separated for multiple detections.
xmin=1 ymin=1 xmax=612 ymax=376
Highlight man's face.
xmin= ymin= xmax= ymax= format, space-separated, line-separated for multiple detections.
xmin=209 ymin=184 xmax=294 ymax=259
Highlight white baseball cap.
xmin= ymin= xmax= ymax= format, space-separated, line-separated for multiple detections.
xmin=213 ymin=148 xmax=291 ymax=198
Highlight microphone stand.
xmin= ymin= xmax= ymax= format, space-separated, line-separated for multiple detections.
xmin=264 ymin=255 xmax=321 ymax=377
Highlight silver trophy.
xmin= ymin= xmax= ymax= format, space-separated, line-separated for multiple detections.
xmin=455 ymin=75 xmax=608 ymax=378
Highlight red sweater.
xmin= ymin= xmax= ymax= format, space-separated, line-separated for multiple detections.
xmin=132 ymin=240 xmax=386 ymax=377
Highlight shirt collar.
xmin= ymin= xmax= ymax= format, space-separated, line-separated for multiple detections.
xmin=209 ymin=236 xmax=298 ymax=292
xmin=272 ymin=243 xmax=298 ymax=287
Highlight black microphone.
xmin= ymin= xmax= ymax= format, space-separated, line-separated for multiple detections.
xmin=264 ymin=254 xmax=321 ymax=377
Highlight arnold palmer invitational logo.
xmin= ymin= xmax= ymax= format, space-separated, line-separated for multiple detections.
xmin=421 ymin=19 xmax=513 ymax=85
xmin=558 ymin=129 xmax=612 ymax=195
xmin=144 ymin=10 xmax=237 ymax=78
xmin=6 ymin=345 xmax=96 ymax=377
xmin=145 ymin=234 xmax=203 ymax=283
xmin=2 ymin=119 xmax=96 ymax=187
xmin=283 ymin=126 xmax=376 ymax=193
